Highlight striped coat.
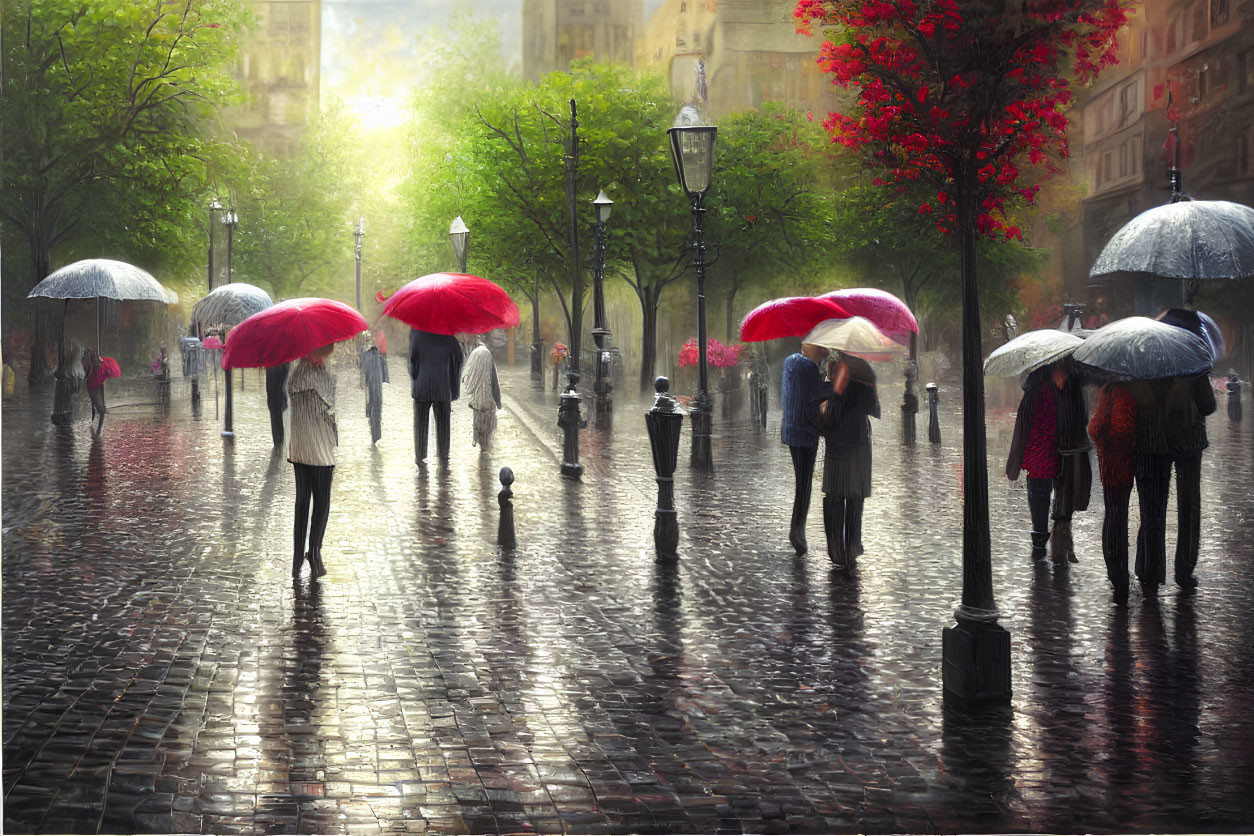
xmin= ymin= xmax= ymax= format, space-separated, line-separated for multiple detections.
xmin=288 ymin=359 xmax=337 ymax=467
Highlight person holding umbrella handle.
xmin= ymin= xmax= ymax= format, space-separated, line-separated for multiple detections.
xmin=780 ymin=342 xmax=830 ymax=554
xmin=288 ymin=343 xmax=338 ymax=579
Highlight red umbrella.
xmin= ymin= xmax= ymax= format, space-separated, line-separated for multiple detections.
xmin=821 ymin=288 xmax=917 ymax=346
xmin=100 ymin=357 xmax=121 ymax=379
xmin=202 ymin=335 xmax=224 ymax=350
xmin=223 ymin=298 xmax=368 ymax=369
xmin=382 ymin=272 xmax=520 ymax=335
xmin=739 ymin=296 xmax=851 ymax=342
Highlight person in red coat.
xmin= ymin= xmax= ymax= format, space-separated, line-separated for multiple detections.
xmin=1089 ymin=382 xmax=1137 ymax=605
xmin=1006 ymin=365 xmax=1062 ymax=557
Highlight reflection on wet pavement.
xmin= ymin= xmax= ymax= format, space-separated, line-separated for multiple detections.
xmin=4 ymin=362 xmax=1254 ymax=832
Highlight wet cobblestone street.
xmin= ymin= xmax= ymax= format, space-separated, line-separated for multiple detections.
xmin=4 ymin=359 xmax=1254 ymax=833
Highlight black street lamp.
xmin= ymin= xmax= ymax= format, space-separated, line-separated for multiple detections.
xmin=207 ymin=197 xmax=223 ymax=293
xmin=450 ymin=215 xmax=469 ymax=274
xmin=667 ymin=118 xmax=717 ymax=472
xmin=591 ymin=188 xmax=614 ymax=419
xmin=354 ymin=217 xmax=365 ymax=312
xmin=221 ymin=208 xmax=238 ymax=438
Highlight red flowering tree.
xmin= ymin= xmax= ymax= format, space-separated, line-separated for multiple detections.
xmin=796 ymin=0 xmax=1130 ymax=696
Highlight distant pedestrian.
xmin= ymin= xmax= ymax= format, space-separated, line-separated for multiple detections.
xmin=461 ymin=343 xmax=501 ymax=451
xmin=409 ymin=328 xmax=463 ymax=462
xmin=1227 ymin=370 xmax=1242 ymax=421
xmin=1089 ymin=382 xmax=1137 ymax=605
xmin=361 ymin=337 xmax=388 ymax=445
xmin=1006 ymin=363 xmax=1062 ymax=557
xmin=288 ymin=344 xmax=337 ymax=579
xmin=813 ymin=352 xmax=879 ymax=570
xmin=780 ymin=342 xmax=830 ymax=554
xmin=265 ymin=362 xmax=291 ymax=447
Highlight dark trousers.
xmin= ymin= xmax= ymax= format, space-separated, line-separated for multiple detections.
xmin=1026 ymin=477 xmax=1053 ymax=548
xmin=86 ymin=385 xmax=106 ymax=432
xmin=1173 ymin=452 xmax=1202 ymax=582
xmin=1101 ymin=481 xmax=1133 ymax=593
xmin=269 ymin=405 xmax=285 ymax=447
xmin=293 ymin=463 xmax=333 ymax=561
xmin=414 ymin=399 xmax=451 ymax=460
xmin=822 ymin=493 xmax=864 ymax=567
xmin=1135 ymin=454 xmax=1172 ymax=585
xmin=789 ymin=445 xmax=817 ymax=544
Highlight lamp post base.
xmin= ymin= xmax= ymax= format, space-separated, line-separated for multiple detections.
xmin=942 ymin=616 xmax=1011 ymax=704
xmin=690 ymin=391 xmax=713 ymax=472
xmin=530 ymin=342 xmax=543 ymax=382
xmin=558 ymin=372 xmax=583 ymax=480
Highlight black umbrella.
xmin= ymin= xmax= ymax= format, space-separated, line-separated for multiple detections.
xmin=1072 ymin=316 xmax=1213 ymax=381
xmin=1156 ymin=308 xmax=1225 ymax=363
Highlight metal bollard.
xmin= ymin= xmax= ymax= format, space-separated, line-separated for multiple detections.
xmin=1228 ymin=373 xmax=1242 ymax=422
xmin=645 ymin=376 xmax=683 ymax=560
xmin=558 ymin=370 xmax=583 ymax=479
xmin=497 ymin=467 xmax=516 ymax=548
xmin=531 ymin=341 xmax=543 ymax=383
xmin=927 ymin=382 xmax=941 ymax=444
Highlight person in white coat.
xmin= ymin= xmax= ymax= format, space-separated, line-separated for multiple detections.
xmin=288 ymin=343 xmax=338 ymax=579
xmin=461 ymin=343 xmax=501 ymax=451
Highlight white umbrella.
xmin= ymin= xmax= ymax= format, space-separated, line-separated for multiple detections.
xmin=26 ymin=258 xmax=175 ymax=353
xmin=983 ymin=329 xmax=1084 ymax=378
xmin=191 ymin=283 xmax=274 ymax=330
xmin=801 ymin=316 xmax=904 ymax=360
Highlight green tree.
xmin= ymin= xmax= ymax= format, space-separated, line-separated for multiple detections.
xmin=1 ymin=0 xmax=248 ymax=284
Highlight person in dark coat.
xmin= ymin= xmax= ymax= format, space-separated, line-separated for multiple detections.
xmin=265 ymin=363 xmax=291 ymax=447
xmin=1132 ymin=379 xmax=1171 ymax=595
xmin=812 ymin=352 xmax=878 ymax=570
xmin=1163 ymin=372 xmax=1216 ymax=588
xmin=409 ymin=328 xmax=463 ymax=462
xmin=1006 ymin=364 xmax=1062 ymax=556
xmin=1089 ymin=382 xmax=1137 ymax=605
xmin=361 ymin=342 xmax=387 ymax=445
xmin=780 ymin=342 xmax=829 ymax=554
xmin=1049 ymin=357 xmax=1091 ymax=564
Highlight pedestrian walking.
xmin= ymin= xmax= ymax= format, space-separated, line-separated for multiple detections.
xmin=781 ymin=342 xmax=830 ymax=554
xmin=361 ymin=335 xmax=388 ymax=445
xmin=461 ymin=342 xmax=501 ymax=451
xmin=1132 ymin=379 xmax=1171 ymax=595
xmin=1089 ymin=381 xmax=1137 ymax=605
xmin=265 ymin=363 xmax=290 ymax=447
xmin=1049 ymin=358 xmax=1091 ymax=563
xmin=813 ymin=352 xmax=878 ymax=570
xmin=1164 ymin=371 xmax=1216 ymax=588
xmin=1227 ymin=370 xmax=1242 ymax=421
xmin=1006 ymin=363 xmax=1064 ymax=557
xmin=288 ymin=344 xmax=338 ymax=579
xmin=82 ymin=347 xmax=115 ymax=435
xmin=408 ymin=328 xmax=463 ymax=462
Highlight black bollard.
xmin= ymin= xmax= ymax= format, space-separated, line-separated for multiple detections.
xmin=927 ymin=382 xmax=941 ymax=444
xmin=902 ymin=387 xmax=919 ymax=446
xmin=1228 ymin=372 xmax=1242 ymax=422
xmin=645 ymin=376 xmax=683 ymax=560
xmin=530 ymin=341 xmax=544 ymax=383
xmin=497 ymin=466 xmax=516 ymax=549
xmin=558 ymin=370 xmax=583 ymax=479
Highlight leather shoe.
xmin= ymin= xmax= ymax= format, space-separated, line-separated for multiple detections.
xmin=1175 ymin=573 xmax=1198 ymax=589
xmin=789 ymin=527 xmax=807 ymax=555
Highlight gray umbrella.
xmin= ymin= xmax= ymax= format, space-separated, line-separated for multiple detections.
xmin=983 ymin=329 xmax=1084 ymax=378
xmin=1089 ymin=200 xmax=1254 ymax=285
xmin=26 ymin=258 xmax=174 ymax=352
xmin=191 ymin=283 xmax=274 ymax=330
xmin=1072 ymin=316 xmax=1213 ymax=381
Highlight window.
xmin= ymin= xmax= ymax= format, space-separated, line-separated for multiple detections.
xmin=1212 ymin=0 xmax=1230 ymax=27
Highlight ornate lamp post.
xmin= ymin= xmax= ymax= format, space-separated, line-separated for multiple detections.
xmin=667 ymin=116 xmax=717 ymax=472
xmin=591 ymin=189 xmax=614 ymax=419
xmin=449 ymin=215 xmax=469 ymax=274
xmin=221 ymin=208 xmax=239 ymax=438
xmin=354 ymin=217 xmax=365 ymax=312
xmin=207 ymin=197 xmax=223 ymax=292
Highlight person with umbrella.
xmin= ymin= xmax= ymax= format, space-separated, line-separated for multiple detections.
xmin=1049 ymin=356 xmax=1092 ymax=564
xmin=82 ymin=347 xmax=119 ymax=435
xmin=780 ymin=341 xmax=830 ymax=554
xmin=811 ymin=352 xmax=879 ymax=570
xmin=1005 ymin=362 xmax=1066 ymax=558
xmin=1088 ymin=381 xmax=1138 ymax=605
xmin=409 ymin=329 xmax=463 ymax=462
xmin=288 ymin=343 xmax=337 ymax=579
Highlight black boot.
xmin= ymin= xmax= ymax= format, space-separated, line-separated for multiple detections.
xmin=789 ymin=523 xmax=807 ymax=555
xmin=292 ymin=551 xmax=306 ymax=578
xmin=310 ymin=550 xmax=327 ymax=578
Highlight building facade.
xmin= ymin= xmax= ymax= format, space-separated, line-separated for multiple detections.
xmin=523 ymin=0 xmax=644 ymax=81
xmin=636 ymin=0 xmax=842 ymax=119
xmin=223 ymin=0 xmax=322 ymax=156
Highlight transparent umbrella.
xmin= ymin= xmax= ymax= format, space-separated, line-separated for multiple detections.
xmin=1072 ymin=316 xmax=1213 ymax=381
xmin=191 ymin=283 xmax=274 ymax=331
xmin=983 ymin=329 xmax=1084 ymax=378
xmin=801 ymin=316 xmax=905 ymax=361
xmin=26 ymin=258 xmax=175 ymax=352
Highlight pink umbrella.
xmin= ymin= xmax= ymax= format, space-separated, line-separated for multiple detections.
xmin=202 ymin=335 xmax=224 ymax=350
xmin=821 ymin=288 xmax=917 ymax=346
xmin=739 ymin=296 xmax=851 ymax=342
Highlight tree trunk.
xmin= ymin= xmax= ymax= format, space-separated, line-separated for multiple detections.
xmin=957 ymin=188 xmax=995 ymax=615
xmin=639 ymin=292 xmax=659 ymax=391
xmin=27 ymin=211 xmax=53 ymax=381
xmin=725 ymin=281 xmax=739 ymax=342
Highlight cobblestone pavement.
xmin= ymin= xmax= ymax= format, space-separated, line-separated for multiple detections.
xmin=4 ymin=358 xmax=1254 ymax=834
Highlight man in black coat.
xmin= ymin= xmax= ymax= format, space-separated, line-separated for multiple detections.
xmin=409 ymin=329 xmax=464 ymax=462
xmin=265 ymin=363 xmax=291 ymax=447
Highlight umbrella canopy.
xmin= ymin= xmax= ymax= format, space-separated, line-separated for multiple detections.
xmin=223 ymin=298 xmax=368 ymax=369
xmin=739 ymin=296 xmax=850 ymax=342
xmin=821 ymin=288 xmax=918 ymax=346
xmin=1089 ymin=200 xmax=1254 ymax=282
xmin=382 ymin=273 xmax=520 ymax=335
xmin=202 ymin=335 xmax=224 ymax=350
xmin=1156 ymin=308 xmax=1225 ymax=362
xmin=801 ymin=316 xmax=904 ymax=360
xmin=99 ymin=357 xmax=121 ymax=380
xmin=191 ymin=283 xmax=274 ymax=330
xmin=983 ymin=329 xmax=1084 ymax=378
xmin=26 ymin=258 xmax=172 ymax=302
xmin=1072 ymin=316 xmax=1213 ymax=381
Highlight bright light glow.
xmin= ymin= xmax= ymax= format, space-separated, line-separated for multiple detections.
xmin=347 ymin=96 xmax=407 ymax=131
